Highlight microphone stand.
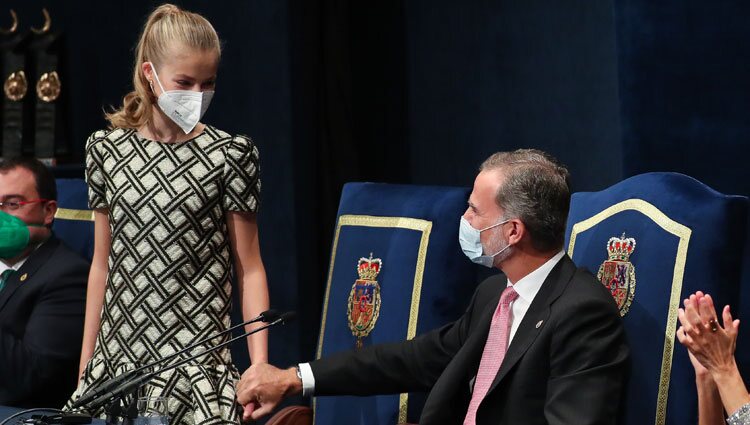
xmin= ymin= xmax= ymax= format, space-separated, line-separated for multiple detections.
xmin=0 ymin=409 xmax=91 ymax=425
xmin=83 ymin=312 xmax=295 ymax=425
xmin=71 ymin=310 xmax=281 ymax=410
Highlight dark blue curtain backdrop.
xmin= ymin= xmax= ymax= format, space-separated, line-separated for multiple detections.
xmin=4 ymin=0 xmax=747 ymax=390
xmin=615 ymin=1 xmax=750 ymax=198
xmin=404 ymin=0 xmax=623 ymax=191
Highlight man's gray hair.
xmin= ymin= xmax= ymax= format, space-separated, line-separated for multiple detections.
xmin=480 ymin=149 xmax=571 ymax=252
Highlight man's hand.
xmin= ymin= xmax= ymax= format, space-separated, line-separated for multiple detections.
xmin=236 ymin=363 xmax=302 ymax=421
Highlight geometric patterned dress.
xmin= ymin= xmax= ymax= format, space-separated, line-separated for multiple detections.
xmin=64 ymin=126 xmax=261 ymax=425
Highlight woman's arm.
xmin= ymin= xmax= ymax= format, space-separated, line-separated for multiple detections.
xmin=227 ymin=211 xmax=269 ymax=364
xmin=691 ymin=353 xmax=725 ymax=425
xmin=678 ymin=294 xmax=725 ymax=425
xmin=703 ymin=301 xmax=750 ymax=418
xmin=712 ymin=359 xmax=750 ymax=421
xmin=78 ymin=208 xmax=111 ymax=378
xmin=678 ymin=292 xmax=750 ymax=421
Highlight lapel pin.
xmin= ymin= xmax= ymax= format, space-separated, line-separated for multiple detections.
xmin=535 ymin=320 xmax=543 ymax=329
xmin=20 ymin=273 xmax=28 ymax=282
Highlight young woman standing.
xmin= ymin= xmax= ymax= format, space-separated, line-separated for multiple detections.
xmin=66 ymin=5 xmax=269 ymax=423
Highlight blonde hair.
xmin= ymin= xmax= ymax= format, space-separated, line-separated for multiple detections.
xmin=106 ymin=4 xmax=221 ymax=129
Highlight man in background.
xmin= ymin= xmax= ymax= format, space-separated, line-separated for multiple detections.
xmin=0 ymin=157 xmax=88 ymax=408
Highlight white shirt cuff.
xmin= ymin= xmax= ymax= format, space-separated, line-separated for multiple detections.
xmin=299 ymin=362 xmax=315 ymax=397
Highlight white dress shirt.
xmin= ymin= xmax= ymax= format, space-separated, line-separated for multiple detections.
xmin=507 ymin=250 xmax=565 ymax=344
xmin=298 ymin=250 xmax=566 ymax=397
xmin=0 ymin=256 xmax=30 ymax=275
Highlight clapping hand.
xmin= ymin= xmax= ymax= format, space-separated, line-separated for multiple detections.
xmin=676 ymin=291 xmax=740 ymax=374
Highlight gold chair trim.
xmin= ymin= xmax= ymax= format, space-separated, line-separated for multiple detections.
xmin=314 ymin=214 xmax=433 ymax=425
xmin=55 ymin=208 xmax=94 ymax=221
xmin=567 ymin=198 xmax=691 ymax=425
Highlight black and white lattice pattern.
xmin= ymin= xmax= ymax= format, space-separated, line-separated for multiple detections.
xmin=65 ymin=126 xmax=260 ymax=425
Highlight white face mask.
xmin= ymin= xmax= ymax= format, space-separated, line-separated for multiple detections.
xmin=458 ymin=216 xmax=512 ymax=268
xmin=149 ymin=63 xmax=215 ymax=134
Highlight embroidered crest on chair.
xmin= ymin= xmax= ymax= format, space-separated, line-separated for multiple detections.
xmin=347 ymin=253 xmax=382 ymax=349
xmin=597 ymin=233 xmax=637 ymax=316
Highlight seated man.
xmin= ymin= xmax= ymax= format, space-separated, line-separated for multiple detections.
xmin=0 ymin=158 xmax=89 ymax=408
xmin=237 ymin=149 xmax=629 ymax=425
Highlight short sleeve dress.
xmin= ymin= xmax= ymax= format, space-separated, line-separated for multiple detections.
xmin=65 ymin=126 xmax=261 ymax=425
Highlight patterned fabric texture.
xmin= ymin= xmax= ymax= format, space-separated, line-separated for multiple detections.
xmin=464 ymin=286 xmax=518 ymax=425
xmin=64 ymin=126 xmax=260 ymax=425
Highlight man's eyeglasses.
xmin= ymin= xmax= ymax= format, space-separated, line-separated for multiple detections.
xmin=0 ymin=199 xmax=50 ymax=211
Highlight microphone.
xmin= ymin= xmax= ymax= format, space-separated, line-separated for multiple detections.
xmin=277 ymin=311 xmax=296 ymax=324
xmin=71 ymin=309 xmax=281 ymax=409
xmin=81 ymin=310 xmax=296 ymax=411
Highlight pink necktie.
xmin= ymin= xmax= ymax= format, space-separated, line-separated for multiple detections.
xmin=464 ymin=285 xmax=519 ymax=425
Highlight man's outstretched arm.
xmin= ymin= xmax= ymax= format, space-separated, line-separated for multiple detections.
xmin=236 ymin=283 xmax=485 ymax=421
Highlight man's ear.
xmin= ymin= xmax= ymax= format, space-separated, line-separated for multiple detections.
xmin=43 ymin=200 xmax=57 ymax=227
xmin=506 ymin=218 xmax=525 ymax=246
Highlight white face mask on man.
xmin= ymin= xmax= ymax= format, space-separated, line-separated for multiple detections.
xmin=149 ymin=62 xmax=215 ymax=134
xmin=458 ymin=216 xmax=513 ymax=267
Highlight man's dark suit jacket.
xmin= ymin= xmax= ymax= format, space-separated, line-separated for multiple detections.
xmin=0 ymin=236 xmax=89 ymax=408
xmin=311 ymin=255 xmax=629 ymax=425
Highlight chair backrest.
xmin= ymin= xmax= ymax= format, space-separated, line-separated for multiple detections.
xmin=314 ymin=182 xmax=478 ymax=425
xmin=564 ymin=172 xmax=748 ymax=425
xmin=53 ymin=178 xmax=95 ymax=262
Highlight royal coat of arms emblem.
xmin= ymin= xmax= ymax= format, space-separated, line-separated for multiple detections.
xmin=347 ymin=253 xmax=382 ymax=349
xmin=596 ymin=233 xmax=637 ymax=317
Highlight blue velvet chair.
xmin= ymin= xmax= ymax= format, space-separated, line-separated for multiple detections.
xmin=564 ymin=172 xmax=748 ymax=425
xmin=53 ymin=178 xmax=95 ymax=262
xmin=312 ymin=182 xmax=478 ymax=425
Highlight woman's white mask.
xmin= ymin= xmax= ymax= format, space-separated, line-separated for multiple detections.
xmin=149 ymin=62 xmax=214 ymax=134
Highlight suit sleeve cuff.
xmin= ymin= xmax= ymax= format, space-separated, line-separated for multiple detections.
xmin=299 ymin=362 xmax=315 ymax=397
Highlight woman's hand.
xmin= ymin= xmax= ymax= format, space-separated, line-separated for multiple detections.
xmin=676 ymin=294 xmax=712 ymax=380
xmin=686 ymin=348 xmax=711 ymax=378
xmin=677 ymin=292 xmax=749 ymax=421
xmin=677 ymin=292 xmax=739 ymax=375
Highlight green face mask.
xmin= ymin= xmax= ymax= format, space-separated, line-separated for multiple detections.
xmin=0 ymin=210 xmax=33 ymax=259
